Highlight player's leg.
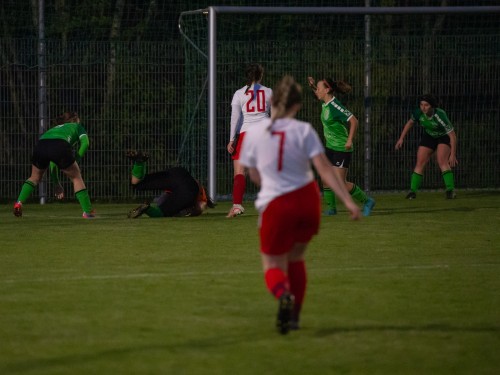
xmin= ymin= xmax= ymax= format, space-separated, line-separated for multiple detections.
xmin=61 ymin=162 xmax=94 ymax=217
xmin=407 ymin=146 xmax=433 ymax=199
xmin=349 ymin=180 xmax=375 ymax=217
xmin=14 ymin=140 xmax=53 ymax=217
xmin=259 ymin=193 xmax=298 ymax=334
xmin=126 ymin=150 xmax=149 ymax=184
xmin=228 ymin=132 xmax=247 ymax=218
xmin=287 ymin=243 xmax=308 ymax=330
xmin=14 ymin=165 xmax=46 ymax=217
xmin=260 ymin=182 xmax=320 ymax=334
xmin=436 ymin=142 xmax=456 ymax=198
xmin=322 ymin=149 xmax=339 ymax=215
xmin=227 ymin=158 xmax=246 ymax=217
xmin=261 ymin=252 xmax=294 ymax=334
xmin=322 ymin=178 xmax=337 ymax=215
xmin=128 ymin=202 xmax=163 ymax=218
xmin=286 ymin=181 xmax=321 ymax=330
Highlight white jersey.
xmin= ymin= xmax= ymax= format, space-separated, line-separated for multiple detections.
xmin=229 ymin=83 xmax=272 ymax=141
xmin=239 ymin=117 xmax=325 ymax=211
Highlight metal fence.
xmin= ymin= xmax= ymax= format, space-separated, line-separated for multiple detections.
xmin=1 ymin=6 xmax=499 ymax=203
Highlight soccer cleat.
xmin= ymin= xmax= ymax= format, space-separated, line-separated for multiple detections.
xmin=446 ymin=190 xmax=457 ymax=199
xmin=13 ymin=201 xmax=23 ymax=217
xmin=362 ymin=197 xmax=376 ymax=217
xmin=289 ymin=310 xmax=300 ymax=330
xmin=323 ymin=208 xmax=337 ymax=216
xmin=82 ymin=210 xmax=96 ymax=219
xmin=289 ymin=319 xmax=300 ymax=331
xmin=126 ymin=150 xmax=150 ymax=163
xmin=226 ymin=204 xmax=244 ymax=218
xmin=276 ymin=292 xmax=295 ymax=335
xmin=406 ymin=192 xmax=417 ymax=200
xmin=127 ymin=203 xmax=150 ymax=219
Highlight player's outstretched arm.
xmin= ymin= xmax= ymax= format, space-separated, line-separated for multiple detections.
xmin=395 ymin=119 xmax=415 ymax=150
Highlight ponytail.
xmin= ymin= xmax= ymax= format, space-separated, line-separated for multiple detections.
xmin=267 ymin=75 xmax=302 ymax=131
xmin=324 ymin=78 xmax=352 ymax=95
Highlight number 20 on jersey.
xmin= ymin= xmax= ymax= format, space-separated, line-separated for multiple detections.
xmin=246 ymin=90 xmax=266 ymax=112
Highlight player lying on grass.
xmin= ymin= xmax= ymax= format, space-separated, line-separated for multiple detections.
xmin=126 ymin=150 xmax=214 ymax=218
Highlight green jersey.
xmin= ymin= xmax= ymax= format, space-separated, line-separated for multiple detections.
xmin=411 ymin=108 xmax=453 ymax=138
xmin=40 ymin=122 xmax=87 ymax=146
xmin=321 ymin=97 xmax=354 ymax=152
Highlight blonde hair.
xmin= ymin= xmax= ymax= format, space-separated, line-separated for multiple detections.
xmin=270 ymin=75 xmax=303 ymax=123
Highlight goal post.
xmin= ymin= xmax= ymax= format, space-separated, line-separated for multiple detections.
xmin=180 ymin=5 xmax=500 ymax=200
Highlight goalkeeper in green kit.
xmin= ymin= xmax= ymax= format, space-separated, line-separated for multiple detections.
xmin=13 ymin=111 xmax=94 ymax=218
xmin=395 ymin=94 xmax=458 ymax=199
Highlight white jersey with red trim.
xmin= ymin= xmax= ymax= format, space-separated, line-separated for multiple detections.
xmin=229 ymin=83 xmax=272 ymax=141
xmin=239 ymin=117 xmax=324 ymax=211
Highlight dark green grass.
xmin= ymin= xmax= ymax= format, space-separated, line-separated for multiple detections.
xmin=1 ymin=191 xmax=499 ymax=374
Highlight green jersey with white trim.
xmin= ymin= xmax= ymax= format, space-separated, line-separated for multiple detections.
xmin=411 ymin=108 xmax=453 ymax=138
xmin=320 ymin=97 xmax=354 ymax=152
xmin=40 ymin=122 xmax=87 ymax=146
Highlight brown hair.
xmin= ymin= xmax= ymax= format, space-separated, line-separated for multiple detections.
xmin=323 ymin=78 xmax=352 ymax=96
xmin=54 ymin=111 xmax=79 ymax=125
xmin=269 ymin=75 xmax=302 ymax=128
xmin=419 ymin=94 xmax=439 ymax=108
xmin=244 ymin=63 xmax=264 ymax=93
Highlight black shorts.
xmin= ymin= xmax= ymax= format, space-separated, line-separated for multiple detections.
xmin=419 ymin=132 xmax=451 ymax=151
xmin=325 ymin=148 xmax=352 ymax=169
xmin=31 ymin=139 xmax=75 ymax=170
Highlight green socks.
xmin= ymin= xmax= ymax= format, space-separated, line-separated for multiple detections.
xmin=323 ymin=187 xmax=336 ymax=210
xmin=350 ymin=184 xmax=368 ymax=204
xmin=145 ymin=205 xmax=164 ymax=218
xmin=442 ymin=170 xmax=455 ymax=191
xmin=410 ymin=171 xmax=454 ymax=192
xmin=410 ymin=172 xmax=423 ymax=192
xmin=132 ymin=162 xmax=146 ymax=180
xmin=17 ymin=180 xmax=36 ymax=203
xmin=325 ymin=184 xmax=369 ymax=208
xmin=75 ymin=189 xmax=93 ymax=213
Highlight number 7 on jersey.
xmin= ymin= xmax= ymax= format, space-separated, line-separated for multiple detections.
xmin=271 ymin=131 xmax=285 ymax=171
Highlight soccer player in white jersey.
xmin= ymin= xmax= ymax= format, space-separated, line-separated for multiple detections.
xmin=239 ymin=76 xmax=361 ymax=334
xmin=226 ymin=63 xmax=273 ymax=218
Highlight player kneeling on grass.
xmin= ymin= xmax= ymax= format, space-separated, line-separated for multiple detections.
xmin=239 ymin=76 xmax=361 ymax=335
xmin=126 ymin=150 xmax=214 ymax=218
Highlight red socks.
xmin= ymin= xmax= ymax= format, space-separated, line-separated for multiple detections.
xmin=232 ymin=174 xmax=246 ymax=204
xmin=264 ymin=268 xmax=290 ymax=299
xmin=288 ymin=260 xmax=307 ymax=317
xmin=264 ymin=262 xmax=307 ymax=303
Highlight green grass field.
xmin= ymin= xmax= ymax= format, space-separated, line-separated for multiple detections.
xmin=1 ymin=191 xmax=499 ymax=374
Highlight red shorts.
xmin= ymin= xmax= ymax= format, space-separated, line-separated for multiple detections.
xmin=231 ymin=132 xmax=246 ymax=160
xmin=259 ymin=181 xmax=321 ymax=255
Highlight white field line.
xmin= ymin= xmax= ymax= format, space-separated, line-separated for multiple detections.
xmin=1 ymin=263 xmax=498 ymax=284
